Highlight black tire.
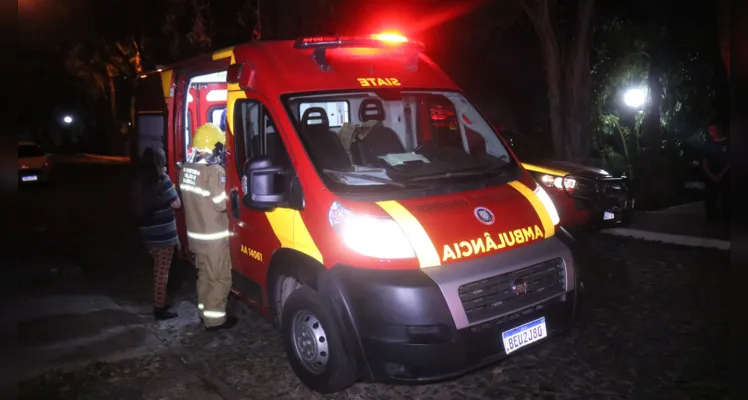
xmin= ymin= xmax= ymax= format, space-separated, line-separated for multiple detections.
xmin=281 ymin=286 xmax=356 ymax=394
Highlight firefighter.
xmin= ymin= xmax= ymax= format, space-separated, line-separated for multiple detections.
xmin=179 ymin=123 xmax=237 ymax=331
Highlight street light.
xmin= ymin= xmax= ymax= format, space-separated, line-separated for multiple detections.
xmin=62 ymin=115 xmax=73 ymax=124
xmin=623 ymin=88 xmax=646 ymax=108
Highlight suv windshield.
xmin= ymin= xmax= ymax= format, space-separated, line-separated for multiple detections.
xmin=284 ymin=90 xmax=515 ymax=191
xmin=501 ymin=132 xmax=553 ymax=163
xmin=18 ymin=144 xmax=44 ymax=158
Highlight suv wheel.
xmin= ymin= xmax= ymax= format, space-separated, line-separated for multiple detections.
xmin=281 ymin=286 xmax=356 ymax=393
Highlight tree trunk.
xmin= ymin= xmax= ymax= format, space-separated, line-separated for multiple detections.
xmin=108 ymin=76 xmax=117 ymax=123
xmin=641 ymin=57 xmax=663 ymax=145
xmin=718 ymin=0 xmax=729 ymax=78
xmin=641 ymin=25 xmax=666 ymax=145
xmin=126 ymin=79 xmax=139 ymax=158
xmin=523 ymin=0 xmax=565 ymax=159
xmin=562 ymin=0 xmax=595 ymax=163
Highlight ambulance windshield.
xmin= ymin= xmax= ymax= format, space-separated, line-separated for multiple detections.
xmin=284 ymin=90 xmax=515 ymax=189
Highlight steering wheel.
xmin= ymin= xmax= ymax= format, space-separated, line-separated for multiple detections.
xmin=414 ymin=140 xmax=440 ymax=154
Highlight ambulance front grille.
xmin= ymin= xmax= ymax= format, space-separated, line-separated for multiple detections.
xmin=459 ymin=258 xmax=566 ymax=323
xmin=411 ymin=199 xmax=468 ymax=214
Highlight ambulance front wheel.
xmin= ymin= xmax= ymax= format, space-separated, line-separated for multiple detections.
xmin=281 ymin=286 xmax=357 ymax=393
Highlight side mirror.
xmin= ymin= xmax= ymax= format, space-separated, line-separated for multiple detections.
xmin=288 ymin=176 xmax=305 ymax=210
xmin=242 ymin=156 xmax=287 ymax=211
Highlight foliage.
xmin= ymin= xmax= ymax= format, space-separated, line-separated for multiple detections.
xmin=589 ymin=1 xmax=725 ymax=209
xmin=65 ymin=40 xmax=143 ymax=101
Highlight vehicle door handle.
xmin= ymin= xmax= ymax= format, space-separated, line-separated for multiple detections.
xmin=230 ymin=189 xmax=241 ymax=219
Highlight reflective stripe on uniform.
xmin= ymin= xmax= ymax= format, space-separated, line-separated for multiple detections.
xmin=203 ymin=310 xmax=226 ymax=318
xmin=198 ymin=303 xmax=204 ymax=310
xmin=187 ymin=230 xmax=230 ymax=240
xmin=212 ymin=192 xmax=227 ymax=204
xmin=180 ymin=183 xmax=211 ymax=197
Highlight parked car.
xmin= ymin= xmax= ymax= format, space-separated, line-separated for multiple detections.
xmin=501 ymin=130 xmax=633 ymax=229
xmin=18 ymin=141 xmax=53 ymax=184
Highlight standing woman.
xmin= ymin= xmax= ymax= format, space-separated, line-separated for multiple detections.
xmin=132 ymin=147 xmax=181 ymax=320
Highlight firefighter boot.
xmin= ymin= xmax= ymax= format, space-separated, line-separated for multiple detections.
xmin=205 ymin=316 xmax=238 ymax=332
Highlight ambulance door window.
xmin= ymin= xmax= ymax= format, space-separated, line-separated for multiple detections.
xmin=209 ymin=106 xmax=227 ymax=129
xmin=262 ymin=109 xmax=291 ymax=169
xmin=261 ymin=107 xmax=294 ymax=196
xmin=232 ymin=100 xmax=262 ymax=179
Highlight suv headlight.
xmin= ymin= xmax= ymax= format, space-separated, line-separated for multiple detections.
xmin=328 ymin=201 xmax=416 ymax=259
xmin=537 ymin=173 xmax=577 ymax=190
xmin=534 ymin=185 xmax=561 ymax=226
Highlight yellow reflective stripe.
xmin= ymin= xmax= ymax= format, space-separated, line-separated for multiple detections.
xmin=187 ymin=230 xmax=230 ymax=240
xmin=376 ymin=201 xmax=441 ymax=268
xmin=292 ymin=212 xmax=324 ymax=264
xmin=521 ymin=163 xmax=569 ymax=177
xmin=227 ymin=90 xmax=247 ymax=137
xmin=212 ymin=47 xmax=239 ymax=91
xmin=212 ymin=192 xmax=227 ymax=203
xmin=265 ymin=209 xmax=324 ymax=265
xmin=264 ymin=208 xmax=294 ymax=248
xmin=203 ymin=310 xmax=226 ymax=318
xmin=507 ymin=181 xmax=555 ymax=238
xmin=180 ymin=184 xmax=211 ymax=197
xmin=160 ymin=69 xmax=174 ymax=100
xmin=212 ymin=47 xmax=235 ymax=62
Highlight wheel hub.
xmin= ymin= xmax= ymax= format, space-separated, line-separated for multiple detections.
xmin=291 ymin=310 xmax=329 ymax=374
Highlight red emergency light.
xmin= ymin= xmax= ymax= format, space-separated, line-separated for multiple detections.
xmin=294 ymin=33 xmax=425 ymax=72
xmin=295 ymin=33 xmax=424 ymax=50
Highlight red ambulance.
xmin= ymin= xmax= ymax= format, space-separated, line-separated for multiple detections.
xmin=134 ymin=33 xmax=579 ymax=393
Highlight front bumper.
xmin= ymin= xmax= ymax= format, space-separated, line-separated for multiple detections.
xmin=565 ymin=176 xmax=633 ymax=227
xmin=319 ymin=236 xmax=577 ymax=383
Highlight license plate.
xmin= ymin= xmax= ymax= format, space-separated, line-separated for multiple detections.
xmin=22 ymin=175 xmax=38 ymax=182
xmin=502 ymin=317 xmax=547 ymax=354
xmin=603 ymin=211 xmax=615 ymax=220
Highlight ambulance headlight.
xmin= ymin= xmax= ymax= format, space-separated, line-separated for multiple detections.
xmin=328 ymin=201 xmax=415 ymax=259
xmin=534 ymin=185 xmax=561 ymax=226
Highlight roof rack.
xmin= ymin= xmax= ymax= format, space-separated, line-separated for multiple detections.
xmin=293 ymin=33 xmax=425 ymax=72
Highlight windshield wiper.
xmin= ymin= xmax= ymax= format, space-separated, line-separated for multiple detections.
xmin=405 ymin=165 xmax=508 ymax=183
xmin=322 ymin=169 xmax=406 ymax=188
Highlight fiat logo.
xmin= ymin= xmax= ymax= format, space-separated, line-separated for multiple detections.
xmin=474 ymin=207 xmax=495 ymax=225
xmin=512 ymin=279 xmax=528 ymax=296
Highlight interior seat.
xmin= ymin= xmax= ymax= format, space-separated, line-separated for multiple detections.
xmin=352 ymin=98 xmax=406 ymax=165
xmin=301 ymin=107 xmax=351 ymax=171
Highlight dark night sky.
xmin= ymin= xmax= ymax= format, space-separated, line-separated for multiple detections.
xmin=17 ymin=0 xmax=724 ymax=144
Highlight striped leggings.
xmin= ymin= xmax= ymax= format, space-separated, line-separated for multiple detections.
xmin=149 ymin=246 xmax=175 ymax=308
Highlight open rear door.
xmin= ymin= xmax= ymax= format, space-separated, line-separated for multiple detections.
xmin=169 ymin=57 xmax=233 ymax=260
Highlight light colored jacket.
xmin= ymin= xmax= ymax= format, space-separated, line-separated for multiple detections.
xmin=179 ymin=162 xmax=228 ymax=254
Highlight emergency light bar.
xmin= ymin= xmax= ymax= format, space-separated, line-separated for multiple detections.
xmin=294 ymin=33 xmax=426 ymax=72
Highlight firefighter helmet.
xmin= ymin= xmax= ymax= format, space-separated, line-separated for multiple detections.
xmin=192 ymin=123 xmax=225 ymax=151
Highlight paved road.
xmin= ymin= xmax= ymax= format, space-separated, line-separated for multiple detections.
xmin=13 ymin=163 xmax=731 ymax=399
